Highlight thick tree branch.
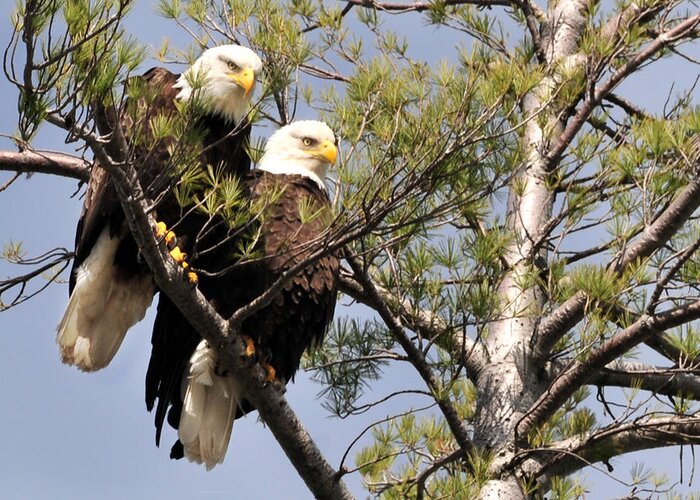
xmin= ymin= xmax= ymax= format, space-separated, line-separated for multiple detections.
xmin=338 ymin=272 xmax=488 ymax=380
xmin=547 ymin=359 xmax=700 ymax=400
xmin=533 ymin=415 xmax=700 ymax=483
xmin=595 ymin=363 xmax=700 ymax=399
xmin=534 ymin=174 xmax=700 ymax=365
xmin=519 ymin=299 xmax=700 ymax=444
xmin=0 ymin=149 xmax=90 ymax=181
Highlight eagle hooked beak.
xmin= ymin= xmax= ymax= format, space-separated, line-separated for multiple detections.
xmin=231 ymin=68 xmax=255 ymax=98
xmin=317 ymin=140 xmax=338 ymax=165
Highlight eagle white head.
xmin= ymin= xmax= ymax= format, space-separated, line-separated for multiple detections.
xmin=174 ymin=45 xmax=263 ymax=124
xmin=258 ymin=120 xmax=338 ymax=190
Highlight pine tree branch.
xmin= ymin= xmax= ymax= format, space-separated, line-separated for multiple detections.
xmin=532 ymin=415 xmax=700 ymax=483
xmin=519 ymin=299 xmax=700 ymax=444
xmin=534 ymin=174 xmax=700 ymax=366
xmin=343 ymin=0 xmax=510 ymax=13
xmin=338 ymin=273 xmax=488 ymax=380
xmin=545 ymin=11 xmax=700 ymax=167
xmin=548 ymin=359 xmax=700 ymax=400
xmin=344 ymin=255 xmax=475 ymax=457
xmin=0 ymin=150 xmax=90 ymax=180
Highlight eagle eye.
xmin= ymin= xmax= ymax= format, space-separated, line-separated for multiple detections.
xmin=227 ymin=61 xmax=239 ymax=72
xmin=302 ymin=137 xmax=315 ymax=147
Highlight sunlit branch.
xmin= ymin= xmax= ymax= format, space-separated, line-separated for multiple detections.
xmin=0 ymin=150 xmax=90 ymax=180
xmin=345 ymin=254 xmax=475 ymax=457
xmin=534 ymin=174 xmax=700 ymax=366
xmin=546 ymin=12 xmax=700 ymax=167
xmin=547 ymin=359 xmax=700 ymax=400
xmin=519 ymin=299 xmax=700 ymax=443
xmin=533 ymin=415 xmax=700 ymax=483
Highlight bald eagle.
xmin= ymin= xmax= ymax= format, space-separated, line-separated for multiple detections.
xmin=56 ymin=45 xmax=262 ymax=372
xmin=146 ymin=120 xmax=340 ymax=469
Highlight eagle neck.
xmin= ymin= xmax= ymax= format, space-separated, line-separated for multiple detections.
xmin=257 ymin=159 xmax=327 ymax=192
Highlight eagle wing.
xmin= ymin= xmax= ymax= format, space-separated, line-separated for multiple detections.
xmin=69 ymin=67 xmax=181 ymax=292
xmin=58 ymin=67 xmax=181 ymax=372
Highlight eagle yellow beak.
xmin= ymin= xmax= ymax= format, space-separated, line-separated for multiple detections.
xmin=317 ymin=140 xmax=337 ymax=165
xmin=231 ymin=68 xmax=255 ymax=97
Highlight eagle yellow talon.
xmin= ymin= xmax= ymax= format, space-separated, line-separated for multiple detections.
xmin=169 ymin=246 xmax=187 ymax=263
xmin=155 ymin=221 xmax=177 ymax=248
xmin=262 ymin=361 xmax=277 ymax=383
xmin=155 ymin=221 xmax=167 ymax=238
xmin=165 ymin=230 xmax=176 ymax=246
xmin=155 ymin=221 xmax=177 ymax=247
xmin=243 ymin=336 xmax=256 ymax=358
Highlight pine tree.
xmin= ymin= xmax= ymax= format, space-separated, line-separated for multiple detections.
xmin=1 ymin=1 xmax=699 ymax=498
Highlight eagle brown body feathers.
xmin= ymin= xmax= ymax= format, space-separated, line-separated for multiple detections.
xmin=58 ymin=66 xmax=251 ymax=372
xmin=146 ymin=171 xmax=340 ymax=458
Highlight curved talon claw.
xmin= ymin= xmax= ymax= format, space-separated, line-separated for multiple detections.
xmin=155 ymin=221 xmax=167 ymax=238
xmin=261 ymin=361 xmax=277 ymax=383
xmin=157 ymin=222 xmax=197 ymax=284
xmin=241 ymin=335 xmax=277 ymax=381
xmin=165 ymin=231 xmax=176 ymax=247
xmin=242 ymin=336 xmax=256 ymax=358
xmin=155 ymin=221 xmax=177 ymax=247
xmin=169 ymin=246 xmax=187 ymax=264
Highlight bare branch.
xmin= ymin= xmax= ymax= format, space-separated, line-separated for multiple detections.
xmin=533 ymin=415 xmax=700 ymax=482
xmin=0 ymin=149 xmax=90 ymax=181
xmin=547 ymin=359 xmax=700 ymax=400
xmin=519 ymin=299 xmax=700 ymax=443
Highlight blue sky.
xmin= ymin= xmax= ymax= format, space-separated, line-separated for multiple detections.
xmin=0 ymin=2 xmax=699 ymax=499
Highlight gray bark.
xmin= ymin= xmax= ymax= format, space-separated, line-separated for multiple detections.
xmin=473 ymin=2 xmax=590 ymax=497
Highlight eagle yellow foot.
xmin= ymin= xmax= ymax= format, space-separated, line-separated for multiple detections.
xmin=242 ymin=336 xmax=256 ymax=358
xmin=156 ymin=221 xmax=198 ymax=284
xmin=261 ymin=361 xmax=277 ymax=383
xmin=180 ymin=260 xmax=199 ymax=284
xmin=168 ymin=246 xmax=199 ymax=284
xmin=240 ymin=336 xmax=277 ymax=382
xmin=154 ymin=221 xmax=176 ymax=247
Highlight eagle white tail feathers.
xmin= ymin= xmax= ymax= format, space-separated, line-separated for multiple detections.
xmin=179 ymin=340 xmax=240 ymax=470
xmin=56 ymin=229 xmax=154 ymax=372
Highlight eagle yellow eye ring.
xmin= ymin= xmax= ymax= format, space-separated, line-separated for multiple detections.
xmin=302 ymin=137 xmax=313 ymax=146
xmin=227 ymin=61 xmax=239 ymax=71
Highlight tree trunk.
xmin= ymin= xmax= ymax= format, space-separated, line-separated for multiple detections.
xmin=473 ymin=2 xmax=589 ymax=496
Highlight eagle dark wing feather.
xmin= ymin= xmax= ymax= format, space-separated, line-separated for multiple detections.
xmin=245 ymin=174 xmax=340 ymax=382
xmin=69 ymin=67 xmax=181 ymax=292
xmin=57 ymin=67 xmax=186 ymax=372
